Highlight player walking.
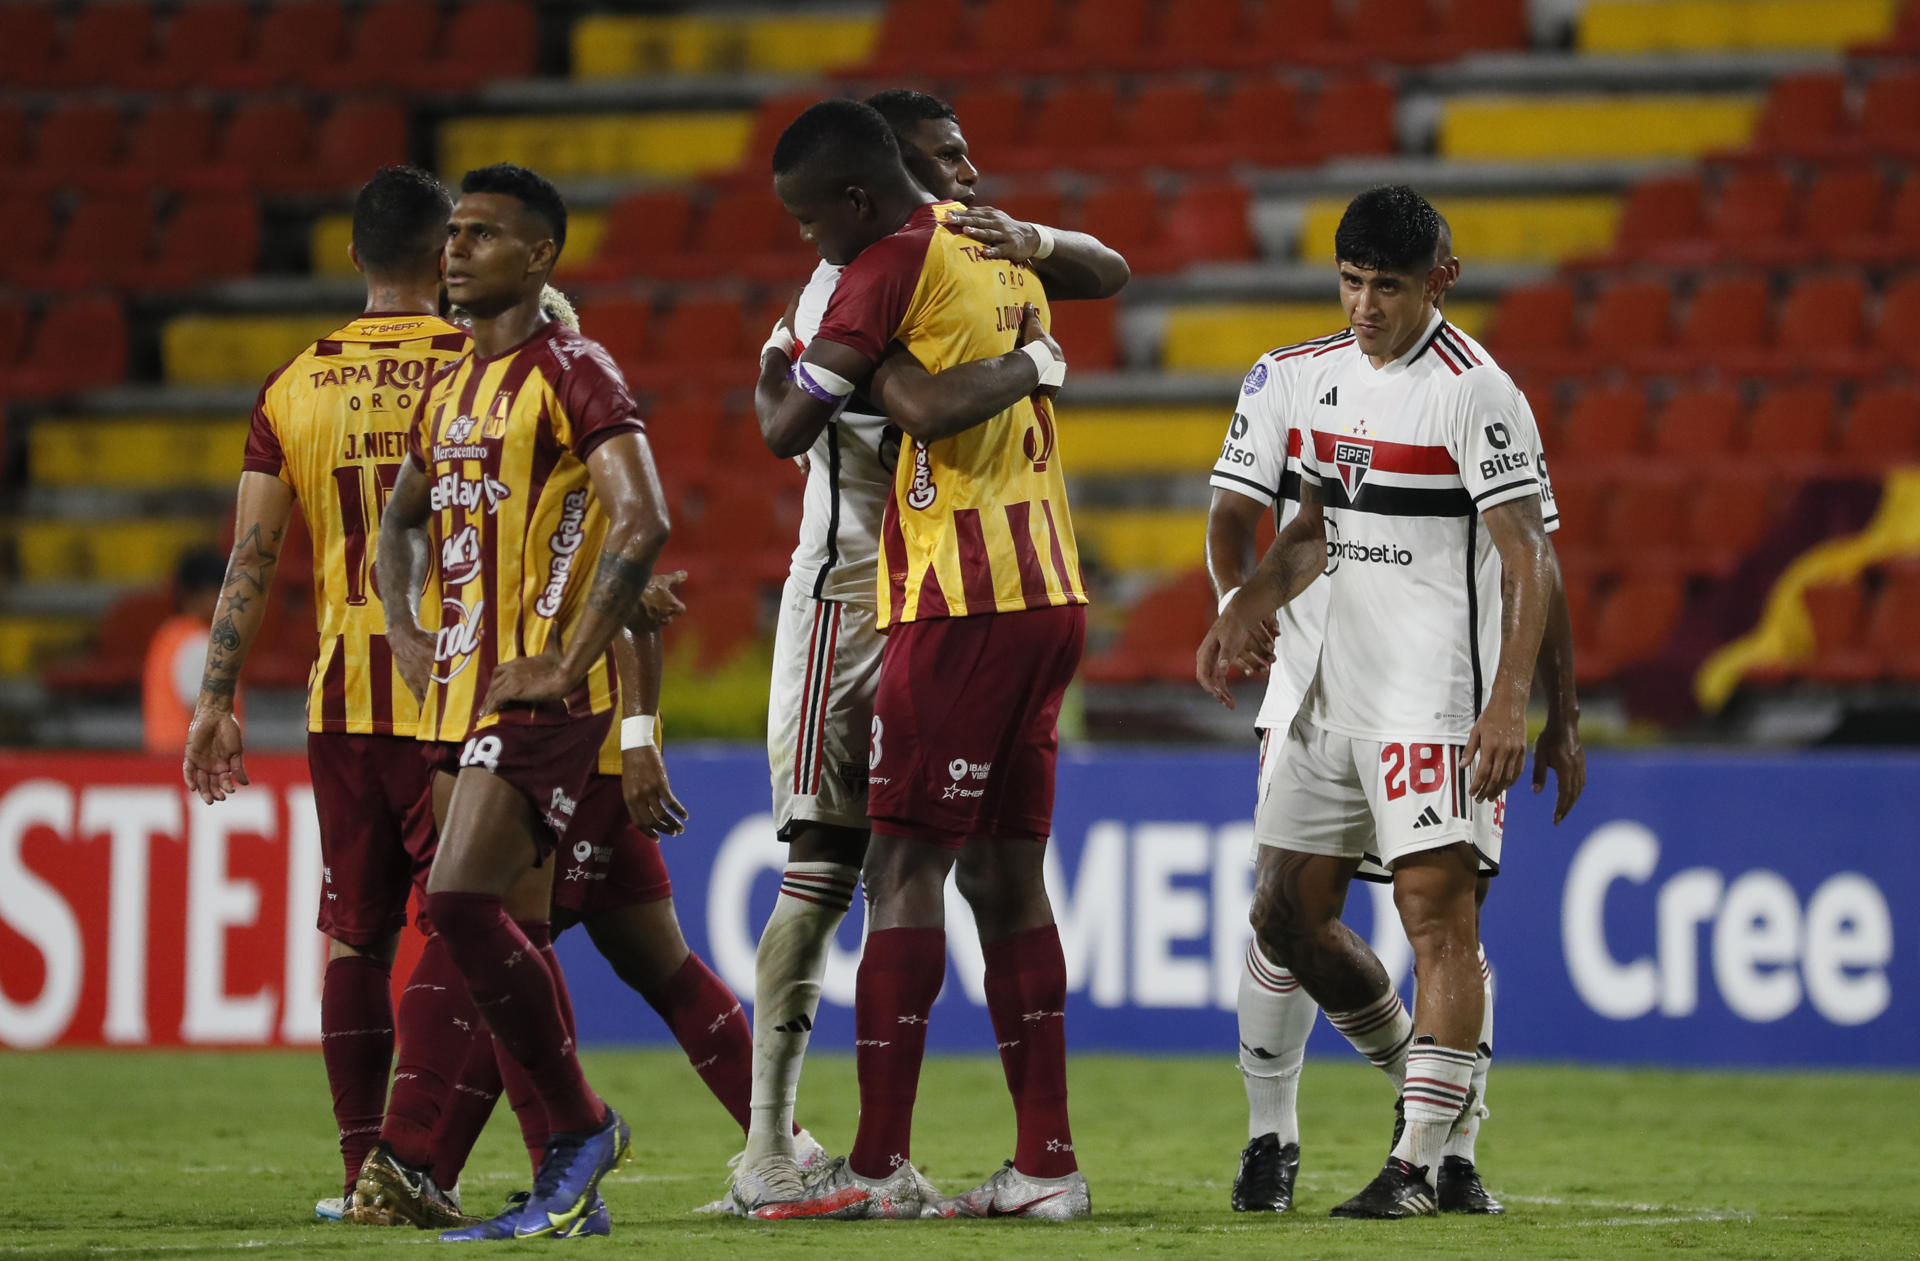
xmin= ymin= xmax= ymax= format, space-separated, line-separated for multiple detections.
xmin=1198 ymin=185 xmax=1559 ymax=1219
xmin=1210 ymin=217 xmax=1584 ymax=1214
xmin=181 ymin=166 xmax=469 ymax=1221
xmin=367 ymin=163 xmax=670 ymax=1242
xmin=734 ymin=88 xmax=1127 ymax=1212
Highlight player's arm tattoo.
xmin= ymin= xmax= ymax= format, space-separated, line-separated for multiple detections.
xmin=587 ymin=551 xmax=653 ymax=626
xmin=196 ymin=473 xmax=294 ymax=709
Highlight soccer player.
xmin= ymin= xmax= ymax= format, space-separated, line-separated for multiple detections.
xmin=181 ymin=165 xmax=470 ymax=1221
xmin=1208 ymin=216 xmax=1585 ymax=1214
xmin=1197 ymin=185 xmax=1559 ymax=1219
xmin=366 ymin=162 xmax=670 ymax=1242
xmin=734 ymin=87 xmax=1127 ymax=1211
xmin=746 ymin=99 xmax=1088 ymax=1223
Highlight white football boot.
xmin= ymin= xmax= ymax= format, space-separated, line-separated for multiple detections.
xmin=749 ymin=1155 xmax=932 ymax=1221
xmin=693 ymin=1128 xmax=832 ymax=1215
xmin=314 ymin=1196 xmax=348 ymax=1222
xmin=935 ymin=1161 xmax=1090 ymax=1220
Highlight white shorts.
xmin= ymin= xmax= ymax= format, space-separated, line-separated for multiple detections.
xmin=1254 ymin=713 xmax=1502 ymax=878
xmin=768 ymin=578 xmax=883 ymax=837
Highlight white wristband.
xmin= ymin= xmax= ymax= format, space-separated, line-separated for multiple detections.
xmin=1019 ymin=340 xmax=1067 ymax=388
xmin=1218 ymin=586 xmax=1240 ymax=615
xmin=1031 ymin=222 xmax=1056 ymax=260
xmin=761 ymin=323 xmax=795 ymax=361
xmin=620 ymin=715 xmax=657 ymax=749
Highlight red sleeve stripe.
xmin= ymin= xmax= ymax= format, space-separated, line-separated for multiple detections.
xmin=1431 ymin=339 xmax=1464 ymax=375
xmin=1440 ymin=324 xmax=1482 ymax=365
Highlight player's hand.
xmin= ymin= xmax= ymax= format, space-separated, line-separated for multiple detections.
xmin=389 ymin=622 xmax=434 ymax=701
xmin=482 ymin=655 xmax=572 ymax=714
xmin=945 ymin=206 xmax=1043 ymax=262
xmin=1464 ymin=698 xmax=1528 ymax=802
xmin=621 ymin=745 xmax=689 ymax=837
xmin=1195 ymin=590 xmax=1278 ymax=708
xmin=1016 ymin=303 xmax=1065 ymax=401
xmin=1531 ymin=709 xmax=1586 ymax=824
xmin=183 ymin=706 xmax=249 ymax=805
xmin=641 ymin=571 xmax=688 ymax=627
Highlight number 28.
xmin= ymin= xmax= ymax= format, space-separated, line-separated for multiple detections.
xmin=1380 ymin=742 xmax=1445 ymax=800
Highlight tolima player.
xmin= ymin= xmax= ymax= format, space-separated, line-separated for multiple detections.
xmin=364 ymin=163 xmax=670 ymax=1242
xmin=182 ymin=165 xmax=469 ymax=1222
xmin=750 ymin=100 xmax=1090 ymax=1223
xmin=733 ymin=87 xmax=1127 ymax=1213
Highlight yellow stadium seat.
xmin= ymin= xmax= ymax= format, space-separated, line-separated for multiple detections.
xmin=1441 ymin=95 xmax=1759 ymax=161
xmin=162 ymin=314 xmax=341 ymax=387
xmin=1073 ymin=509 xmax=1208 ymax=573
xmin=1057 ymin=409 xmax=1227 ymax=475
xmin=1582 ymin=0 xmax=1895 ymax=52
xmin=31 ymin=419 xmax=249 ymax=489
xmin=572 ymin=14 xmax=876 ymax=78
xmin=1298 ymin=196 xmax=1620 ymax=266
xmin=13 ymin=520 xmax=215 ymax=583
xmin=439 ymin=113 xmax=751 ymax=181
xmin=1160 ymin=303 xmax=1488 ymax=372
xmin=0 ymin=617 xmax=92 ymax=676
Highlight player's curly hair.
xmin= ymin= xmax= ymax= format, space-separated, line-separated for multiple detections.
xmin=461 ymin=162 xmax=567 ymax=252
xmin=1334 ymin=184 xmax=1441 ymax=274
xmin=771 ymin=98 xmax=901 ymax=185
xmin=865 ymin=89 xmax=957 ymax=137
xmin=351 ymin=165 xmax=450 ymax=273
xmin=539 ymin=285 xmax=579 ymax=331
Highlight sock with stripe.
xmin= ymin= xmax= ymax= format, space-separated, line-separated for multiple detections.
xmin=428 ymin=1022 xmax=503 ymax=1190
xmin=983 ymin=925 xmax=1077 ymax=1179
xmin=1443 ymin=944 xmax=1495 ymax=1164
xmin=320 ymin=953 xmax=395 ymax=1197
xmin=1237 ymin=942 xmax=1318 ymax=1144
xmin=1325 ymin=985 xmax=1415 ymax=1091
xmin=848 ymin=926 xmax=945 ymax=1181
xmin=743 ymin=862 xmax=859 ymax=1164
xmin=378 ymin=933 xmax=484 ymax=1169
xmin=645 ymin=952 xmax=753 ymax=1133
xmin=1392 ymin=1039 xmax=1478 ymax=1183
xmin=424 ymin=892 xmax=605 ymax=1137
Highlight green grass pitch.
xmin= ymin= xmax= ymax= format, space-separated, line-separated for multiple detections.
xmin=6 ymin=1048 xmax=1914 ymax=1259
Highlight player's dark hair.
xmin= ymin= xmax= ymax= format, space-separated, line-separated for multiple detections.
xmin=351 ymin=165 xmax=451 ymax=273
xmin=865 ymin=88 xmax=957 ymax=137
xmin=771 ymin=98 xmax=903 ymax=188
xmin=1433 ymin=209 xmax=1453 ymax=263
xmin=1334 ymin=184 xmax=1441 ymax=274
xmin=461 ymin=162 xmax=568 ymax=252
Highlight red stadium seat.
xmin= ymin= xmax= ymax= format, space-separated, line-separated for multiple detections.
xmin=1076 ymin=179 xmax=1167 ymax=271
xmin=309 ymin=98 xmax=409 ymax=194
xmin=1590 ymin=574 xmax=1686 ymax=673
xmin=673 ymin=581 xmax=765 ymax=671
xmin=1150 ymin=0 xmax=1255 ymax=70
xmin=41 ymin=589 xmax=176 ymax=695
xmin=1873 ymin=274 xmax=1920 ymax=370
xmin=657 ymin=295 xmax=747 ymax=366
xmin=1701 ymin=167 xmax=1797 ymax=263
xmin=1652 ymin=385 xmax=1743 ymax=458
xmin=1858 ymin=69 xmax=1920 ymax=159
xmin=141 ymin=194 xmax=261 ymax=290
xmin=1583 ymin=279 xmax=1672 ymax=359
xmin=317 ymin=0 xmax=440 ymax=89
xmin=425 ymin=0 xmax=536 ymax=88
xmin=576 ymin=297 xmax=652 ymax=371
xmin=1311 ymin=76 xmax=1397 ymax=161
xmin=0 ymin=194 xmax=57 ymax=287
xmin=1605 ymin=175 xmax=1705 ymax=262
xmin=863 ymin=0 xmax=966 ymax=75
xmin=1487 ymin=282 xmax=1576 ymax=366
xmin=1115 ymin=80 xmax=1211 ymax=171
xmin=1083 ymin=569 xmax=1214 ymax=684
xmin=119 ymin=102 xmax=219 ymax=188
xmin=1244 ymin=0 xmax=1341 ymax=64
xmin=1329 ymin=0 xmax=1443 ymax=66
xmin=1544 ymin=473 xmax=1601 ymax=558
xmin=138 ymin=0 xmax=250 ymax=90
xmin=1805 ymin=581 xmax=1866 ymax=654
xmin=0 ymin=296 xmax=128 ymax=397
xmin=1802 ymin=165 xmax=1889 ymax=249
xmin=200 ymin=99 xmax=313 ymax=194
xmin=950 ymin=0 xmax=1062 ymax=75
xmin=947 ymin=83 xmax=1028 ymax=154
xmin=0 ymin=104 xmax=24 ymax=171
xmin=1865 ymin=565 xmax=1920 ymax=679
xmin=0 ymin=4 xmax=59 ymax=89
xmin=26 ymin=103 xmax=123 ymax=190
xmin=1205 ymin=78 xmax=1310 ymax=167
xmin=1050 ymin=300 xmax=1119 ymax=370
xmin=27 ymin=195 xmax=154 ymax=291
xmin=1059 ymin=0 xmax=1153 ymax=71
xmin=1438 ymin=0 xmax=1529 ymax=53
xmin=1163 ymin=177 xmax=1253 ymax=264
xmin=1750 ymin=71 xmax=1848 ymax=157
xmin=1603 ymin=471 xmax=1687 ymax=551
xmin=992 ymin=186 xmax=1067 ymax=233
xmin=217 ymin=0 xmax=346 ymax=88
xmin=1779 ymin=274 xmax=1868 ymax=351
xmin=1557 ymin=384 xmax=1647 ymax=463
xmin=1002 ymin=82 xmax=1123 ymax=172
xmin=1837 ymin=385 xmax=1920 ymax=465
xmin=643 ymin=392 xmax=727 ymax=483
xmin=1743 ymin=384 xmax=1836 ymax=462
xmin=574 ymin=191 xmax=695 ymax=282
xmin=1636 ymin=273 xmax=1769 ymax=374
xmin=1686 ymin=468 xmax=1774 ymax=569
xmin=0 ymin=299 xmax=28 ymax=368
xmin=53 ymin=1 xmax=155 ymax=89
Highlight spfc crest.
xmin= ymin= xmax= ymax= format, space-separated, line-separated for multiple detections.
xmin=1333 ymin=438 xmax=1373 ymax=498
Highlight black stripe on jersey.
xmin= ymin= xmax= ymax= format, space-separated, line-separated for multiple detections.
xmin=1436 ymin=327 xmax=1482 ymax=371
xmin=1269 ymin=329 xmax=1353 ymax=360
xmin=810 ymin=421 xmax=842 ymax=601
xmin=1404 ymin=321 xmax=1450 ymax=366
xmin=1472 ymin=476 xmax=1539 ymax=505
xmin=1465 ymin=514 xmax=1483 ymax=714
xmin=1320 ymin=478 xmax=1473 ymax=518
xmin=1278 ymin=468 xmax=1302 ymax=504
xmin=1212 ymin=468 xmax=1279 ymax=502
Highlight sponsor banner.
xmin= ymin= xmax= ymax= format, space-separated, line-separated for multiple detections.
xmin=0 ymin=750 xmax=1912 ymax=1064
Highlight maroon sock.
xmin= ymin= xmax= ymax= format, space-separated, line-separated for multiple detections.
xmin=379 ymin=933 xmax=484 ymax=1169
xmin=645 ymin=952 xmax=752 ymax=1133
xmin=321 ymin=954 xmax=395 ymax=1196
xmin=425 ymin=892 xmax=605 ymax=1135
xmin=983 ymin=925 xmax=1076 ymax=1178
xmin=848 ymin=927 xmax=945 ymax=1180
xmin=428 ymin=1026 xmax=502 ymax=1190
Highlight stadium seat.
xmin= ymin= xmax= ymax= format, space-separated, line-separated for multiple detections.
xmin=1438 ymin=0 xmax=1530 ymax=54
xmin=0 ymin=296 xmax=127 ymax=397
xmin=39 ymin=588 xmax=175 ymax=695
xmin=949 ymin=0 xmax=1062 ymax=75
xmin=119 ymin=102 xmax=219 ymax=189
xmin=656 ymin=295 xmax=747 ymax=368
xmin=0 ymin=194 xmax=56 ymax=287
xmin=137 ymin=0 xmax=250 ymax=90
xmin=0 ymin=3 xmax=59 ymax=89
xmin=308 ymin=98 xmax=409 ymax=194
xmin=1589 ymin=574 xmax=1686 ymax=676
xmin=53 ymin=1 xmax=154 ymax=89
xmin=1837 ymin=385 xmax=1920 ymax=466
xmin=1311 ymin=77 xmax=1397 ymax=161
xmin=1486 ymin=281 xmax=1577 ymax=368
xmin=643 ymin=392 xmax=727 ymax=483
xmin=0 ymin=104 xmax=23 ymax=171
xmin=26 ymin=195 xmax=153 ymax=292
xmin=946 ymin=83 xmax=1027 ymax=154
xmin=1744 ymin=383 xmax=1836 ymax=462
xmin=1686 ymin=468 xmax=1775 ymax=571
xmin=1652 ymin=385 xmax=1743 ymax=458
xmin=1157 ymin=0 xmax=1271 ymax=70
xmin=216 ymin=0 xmax=347 ymax=88
xmin=141 ymin=195 xmax=262 ymax=291
xmin=26 ymin=103 xmax=123 ymax=190
xmin=673 ymin=581 xmax=764 ymax=671
xmin=424 ymin=0 xmax=536 ymax=89
xmin=1114 ymin=80 xmax=1211 ymax=171
xmin=577 ymin=297 xmax=652 ymax=372
xmin=1544 ymin=473 xmax=1601 ymax=558
xmin=992 ymin=186 xmax=1067 ymax=234
xmin=743 ymin=92 xmax=821 ymax=172
xmin=1558 ymin=384 xmax=1647 ymax=463
xmin=1698 ymin=167 xmax=1797 ymax=264
xmin=659 ymin=185 xmax=795 ymax=281
xmin=316 ymin=0 xmax=440 ymax=90
xmin=1603 ymin=174 xmax=1705 ymax=263
xmin=1002 ymin=82 xmax=1123 ymax=172
xmin=1076 ymin=179 xmax=1168 ymax=272
xmin=863 ymin=0 xmax=965 ymax=75
xmin=0 ymin=300 xmax=27 ymax=368
xmin=1059 ymin=0 xmax=1153 ymax=71
xmin=1050 ymin=299 xmax=1119 ymax=371
xmin=1864 ymin=564 xmax=1920 ymax=679
xmin=573 ymin=190 xmax=695 ymax=282
xmin=1162 ymin=177 xmax=1254 ymax=265
xmin=1749 ymin=71 xmax=1848 ymax=157
xmin=1873 ymin=274 xmax=1920 ymax=370
xmin=1802 ymin=164 xmax=1890 ymax=253
xmin=198 ymin=99 xmax=313 ymax=194
xmin=1325 ymin=0 xmax=1442 ymax=66
xmin=1603 ymin=469 xmax=1687 ymax=552
xmin=1205 ymin=78 xmax=1310 ymax=167
xmin=1636 ymin=273 xmax=1770 ymax=374
xmin=1083 ymin=568 xmax=1214 ymax=684
xmin=1857 ymin=69 xmax=1920 ymax=159
xmin=1583 ymin=279 xmax=1672 ymax=360
xmin=1769 ymin=273 xmax=1874 ymax=378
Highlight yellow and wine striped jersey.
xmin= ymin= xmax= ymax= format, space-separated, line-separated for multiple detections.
xmin=243 ymin=312 xmax=470 ymax=736
xmin=813 ymin=201 xmax=1088 ymax=628
xmin=408 ymin=321 xmax=646 ymax=745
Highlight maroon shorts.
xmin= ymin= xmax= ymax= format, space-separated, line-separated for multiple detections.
xmin=867 ymin=604 xmax=1085 ymax=849
xmin=308 ymin=731 xmax=438 ymax=946
xmin=553 ymin=773 xmax=674 ymax=916
xmin=434 ymin=712 xmax=612 ymax=857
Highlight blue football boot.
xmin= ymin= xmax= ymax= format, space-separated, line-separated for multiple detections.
xmin=439 ymin=1109 xmax=631 ymax=1242
xmin=439 ymin=1190 xmax=610 ymax=1242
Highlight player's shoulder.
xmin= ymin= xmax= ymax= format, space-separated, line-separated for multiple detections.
xmin=1240 ymin=327 xmax=1351 ymax=399
xmin=846 ymin=202 xmax=945 ymax=277
xmin=801 ymin=258 xmax=844 ymax=299
xmin=1419 ymin=320 xmax=1526 ymax=406
xmin=540 ymin=323 xmax=626 ymax=385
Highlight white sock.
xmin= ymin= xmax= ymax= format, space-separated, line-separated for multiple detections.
xmin=1325 ymin=985 xmax=1414 ymax=1092
xmin=742 ymin=862 xmax=858 ymax=1163
xmin=1392 ymin=1041 xmax=1476 ymax=1183
xmin=1237 ymin=943 xmax=1317 ymax=1143
xmin=1444 ymin=945 xmax=1494 ymax=1164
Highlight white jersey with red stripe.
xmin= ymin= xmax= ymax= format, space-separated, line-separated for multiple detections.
xmin=788 ymin=260 xmax=895 ymax=606
xmin=1212 ymin=321 xmax=1560 ymax=737
xmin=1291 ymin=309 xmax=1548 ymax=744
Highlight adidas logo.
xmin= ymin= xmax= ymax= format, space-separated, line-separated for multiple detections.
xmin=1240 ymin=1041 xmax=1278 ymax=1060
xmin=774 ymin=1014 xmax=814 ymax=1034
xmin=1412 ymin=805 xmax=1444 ymax=829
xmin=1319 ymin=386 xmax=1339 ymax=406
